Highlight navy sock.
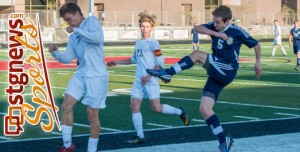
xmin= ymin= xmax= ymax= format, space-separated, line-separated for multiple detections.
xmin=165 ymin=56 xmax=194 ymax=75
xmin=205 ymin=114 xmax=226 ymax=144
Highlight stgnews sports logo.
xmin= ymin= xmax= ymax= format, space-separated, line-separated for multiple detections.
xmin=4 ymin=13 xmax=61 ymax=136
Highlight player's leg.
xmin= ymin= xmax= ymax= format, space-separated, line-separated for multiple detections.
xmin=150 ymin=99 xmax=189 ymax=126
xmin=278 ymin=38 xmax=287 ymax=56
xmin=82 ymin=76 xmax=108 ymax=152
xmin=295 ymin=50 xmax=300 ymax=71
xmin=127 ymin=97 xmax=145 ymax=143
xmin=87 ymin=107 xmax=100 ymax=152
xmin=146 ymin=50 xmax=208 ymax=83
xmin=146 ymin=80 xmax=189 ymax=125
xmin=60 ymin=75 xmax=84 ymax=151
xmin=272 ymin=39 xmax=277 ymax=57
xmin=60 ymin=94 xmax=77 ymax=151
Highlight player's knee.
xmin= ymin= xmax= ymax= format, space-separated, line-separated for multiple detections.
xmin=199 ymin=106 xmax=212 ymax=116
xmin=151 ymin=105 xmax=162 ymax=113
xmin=61 ymin=102 xmax=72 ymax=113
xmin=190 ymin=50 xmax=206 ymax=64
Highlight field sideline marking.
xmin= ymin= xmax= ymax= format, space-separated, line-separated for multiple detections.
xmin=233 ymin=116 xmax=261 ymax=120
xmin=107 ymin=74 xmax=300 ymax=88
xmin=0 ymin=116 xmax=298 ymax=144
xmin=160 ymin=96 xmax=300 ymax=111
xmin=146 ymin=123 xmax=173 ymax=128
xmin=274 ymin=112 xmax=300 ymax=117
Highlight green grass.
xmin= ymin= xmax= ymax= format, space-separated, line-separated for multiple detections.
xmin=0 ymin=42 xmax=299 ymax=141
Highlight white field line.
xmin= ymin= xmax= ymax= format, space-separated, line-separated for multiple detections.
xmin=0 ymin=112 xmax=121 ymax=133
xmin=146 ymin=123 xmax=173 ymax=128
xmin=1 ymin=116 xmax=299 ymax=144
xmin=274 ymin=112 xmax=300 ymax=117
xmin=0 ymin=136 xmax=12 ymax=140
xmin=160 ymin=96 xmax=300 ymax=111
xmin=233 ymin=116 xmax=261 ymax=120
xmin=108 ymin=74 xmax=300 ymax=88
xmin=191 ymin=119 xmax=205 ymax=122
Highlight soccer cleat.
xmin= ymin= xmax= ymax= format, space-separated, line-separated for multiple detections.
xmin=219 ymin=136 xmax=234 ymax=152
xmin=126 ymin=136 xmax=146 ymax=144
xmin=59 ymin=143 xmax=75 ymax=152
xmin=179 ymin=107 xmax=189 ymax=126
xmin=146 ymin=68 xmax=172 ymax=83
xmin=295 ymin=66 xmax=300 ymax=71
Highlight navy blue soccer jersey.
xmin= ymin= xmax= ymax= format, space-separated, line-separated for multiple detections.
xmin=290 ymin=27 xmax=300 ymax=48
xmin=203 ymin=22 xmax=258 ymax=65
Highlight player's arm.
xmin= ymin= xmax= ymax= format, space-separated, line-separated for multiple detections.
xmin=73 ymin=16 xmax=104 ymax=44
xmin=194 ymin=24 xmax=228 ymax=40
xmin=106 ymin=58 xmax=132 ymax=67
xmin=253 ymin=43 xmax=261 ymax=79
xmin=49 ymin=43 xmax=76 ymax=64
xmin=289 ymin=33 xmax=293 ymax=47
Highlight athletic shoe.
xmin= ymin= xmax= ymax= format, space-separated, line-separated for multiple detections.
xmin=295 ymin=66 xmax=300 ymax=71
xmin=126 ymin=136 xmax=146 ymax=144
xmin=179 ymin=107 xmax=189 ymax=126
xmin=218 ymin=137 xmax=234 ymax=152
xmin=59 ymin=143 xmax=75 ymax=152
xmin=146 ymin=68 xmax=171 ymax=83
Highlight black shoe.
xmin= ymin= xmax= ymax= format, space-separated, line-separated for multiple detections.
xmin=179 ymin=107 xmax=189 ymax=126
xmin=126 ymin=136 xmax=146 ymax=144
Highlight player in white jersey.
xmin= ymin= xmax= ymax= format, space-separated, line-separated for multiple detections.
xmin=107 ymin=12 xmax=189 ymax=144
xmin=49 ymin=3 xmax=108 ymax=152
xmin=272 ymin=19 xmax=287 ymax=57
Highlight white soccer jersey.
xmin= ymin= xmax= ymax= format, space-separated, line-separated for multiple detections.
xmin=131 ymin=38 xmax=164 ymax=78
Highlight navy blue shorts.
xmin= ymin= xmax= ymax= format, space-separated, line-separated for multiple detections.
xmin=202 ymin=54 xmax=238 ymax=101
xmin=293 ymin=45 xmax=300 ymax=54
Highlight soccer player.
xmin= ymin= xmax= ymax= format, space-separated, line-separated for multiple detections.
xmin=191 ymin=23 xmax=200 ymax=50
xmin=147 ymin=5 xmax=261 ymax=152
xmin=289 ymin=19 xmax=300 ymax=71
xmin=272 ymin=19 xmax=287 ymax=57
xmin=107 ymin=12 xmax=189 ymax=144
xmin=48 ymin=3 xmax=108 ymax=152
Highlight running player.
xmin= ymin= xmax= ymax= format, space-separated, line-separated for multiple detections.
xmin=107 ymin=12 xmax=189 ymax=144
xmin=49 ymin=3 xmax=108 ymax=152
xmin=147 ymin=5 xmax=261 ymax=152
xmin=289 ymin=19 xmax=300 ymax=71
xmin=272 ymin=19 xmax=287 ymax=57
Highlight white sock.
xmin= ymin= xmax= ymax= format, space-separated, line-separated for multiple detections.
xmin=87 ymin=137 xmax=99 ymax=152
xmin=272 ymin=48 xmax=276 ymax=56
xmin=132 ymin=112 xmax=144 ymax=138
xmin=62 ymin=125 xmax=72 ymax=148
xmin=281 ymin=47 xmax=287 ymax=55
xmin=162 ymin=104 xmax=182 ymax=115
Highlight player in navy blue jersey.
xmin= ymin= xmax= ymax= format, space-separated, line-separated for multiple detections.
xmin=147 ymin=5 xmax=261 ymax=152
xmin=289 ymin=19 xmax=300 ymax=71
xmin=191 ymin=23 xmax=200 ymax=50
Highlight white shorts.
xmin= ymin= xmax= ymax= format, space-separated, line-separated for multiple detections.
xmin=131 ymin=77 xmax=160 ymax=100
xmin=65 ymin=75 xmax=108 ymax=109
xmin=274 ymin=37 xmax=282 ymax=45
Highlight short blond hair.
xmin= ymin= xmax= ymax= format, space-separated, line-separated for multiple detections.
xmin=138 ymin=12 xmax=155 ymax=27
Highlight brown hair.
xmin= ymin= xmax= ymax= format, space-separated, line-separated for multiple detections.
xmin=212 ymin=5 xmax=232 ymax=23
xmin=59 ymin=3 xmax=83 ymax=17
xmin=138 ymin=12 xmax=155 ymax=27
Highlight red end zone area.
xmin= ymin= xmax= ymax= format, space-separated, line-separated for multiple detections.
xmin=0 ymin=57 xmax=254 ymax=70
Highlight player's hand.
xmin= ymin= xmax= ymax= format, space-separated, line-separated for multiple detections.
xmin=254 ymin=62 xmax=261 ymax=79
xmin=141 ymin=74 xmax=151 ymax=85
xmin=215 ymin=32 xmax=228 ymax=40
xmin=66 ymin=26 xmax=74 ymax=33
xmin=289 ymin=43 xmax=292 ymax=47
xmin=106 ymin=61 xmax=117 ymax=67
xmin=49 ymin=44 xmax=58 ymax=53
